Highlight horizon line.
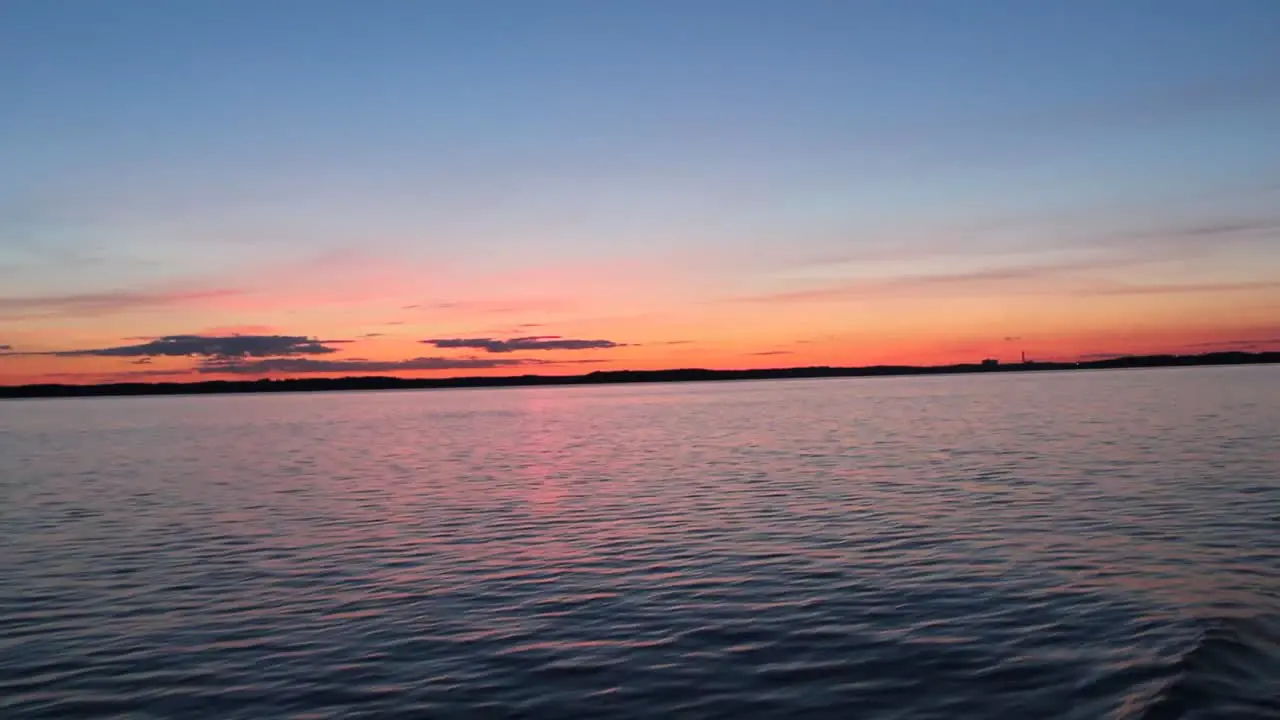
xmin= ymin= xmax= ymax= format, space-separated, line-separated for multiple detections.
xmin=3 ymin=350 xmax=1277 ymax=399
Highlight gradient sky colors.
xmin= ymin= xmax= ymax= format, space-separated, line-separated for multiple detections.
xmin=3 ymin=0 xmax=1280 ymax=384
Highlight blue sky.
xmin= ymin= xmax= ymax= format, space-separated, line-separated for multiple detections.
xmin=2 ymin=0 xmax=1279 ymax=381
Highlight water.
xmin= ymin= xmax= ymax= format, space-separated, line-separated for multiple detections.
xmin=1 ymin=366 xmax=1277 ymax=719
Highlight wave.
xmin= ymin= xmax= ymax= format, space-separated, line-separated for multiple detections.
xmin=1133 ymin=615 xmax=1280 ymax=720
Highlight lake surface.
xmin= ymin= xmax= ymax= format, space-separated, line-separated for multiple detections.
xmin=2 ymin=366 xmax=1278 ymax=719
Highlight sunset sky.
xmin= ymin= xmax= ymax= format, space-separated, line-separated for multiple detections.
xmin=3 ymin=0 xmax=1279 ymax=384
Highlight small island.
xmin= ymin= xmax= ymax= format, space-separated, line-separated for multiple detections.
xmin=2 ymin=350 xmax=1276 ymax=400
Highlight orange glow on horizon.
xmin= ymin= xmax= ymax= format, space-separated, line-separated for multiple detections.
xmin=6 ymin=322 xmax=1278 ymax=386
xmin=4 ymin=252 xmax=1279 ymax=386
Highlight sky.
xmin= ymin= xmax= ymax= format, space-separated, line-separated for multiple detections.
xmin=2 ymin=0 xmax=1280 ymax=384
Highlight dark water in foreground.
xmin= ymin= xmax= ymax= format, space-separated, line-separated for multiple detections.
xmin=1 ymin=366 xmax=1277 ymax=719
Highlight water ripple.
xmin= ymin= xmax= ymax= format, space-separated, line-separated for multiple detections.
xmin=1 ymin=367 xmax=1278 ymax=718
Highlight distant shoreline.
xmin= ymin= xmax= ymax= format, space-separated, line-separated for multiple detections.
xmin=2 ymin=351 xmax=1276 ymax=400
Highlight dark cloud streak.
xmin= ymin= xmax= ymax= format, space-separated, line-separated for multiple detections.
xmin=403 ymin=299 xmax=573 ymax=316
xmin=201 ymin=356 xmax=541 ymax=375
xmin=737 ymin=255 xmax=1280 ymax=304
xmin=1087 ymin=280 xmax=1280 ymax=297
xmin=423 ymin=336 xmax=621 ymax=353
xmin=1186 ymin=337 xmax=1280 ymax=349
xmin=0 ymin=289 xmax=242 ymax=320
xmin=45 ymin=335 xmax=342 ymax=359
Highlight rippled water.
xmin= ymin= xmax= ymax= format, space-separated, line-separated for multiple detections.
xmin=2 ymin=366 xmax=1278 ymax=719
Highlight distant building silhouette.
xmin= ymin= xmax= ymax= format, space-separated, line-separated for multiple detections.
xmin=982 ymin=358 xmax=999 ymax=367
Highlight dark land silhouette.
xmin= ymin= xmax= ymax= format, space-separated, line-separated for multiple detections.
xmin=2 ymin=351 xmax=1276 ymax=399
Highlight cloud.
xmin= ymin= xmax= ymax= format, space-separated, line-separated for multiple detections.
xmin=32 ymin=368 xmax=194 ymax=382
xmin=43 ymin=334 xmax=343 ymax=359
xmin=360 ymin=332 xmax=386 ymax=338
xmin=131 ymin=358 xmax=153 ymax=365
xmin=120 ymin=368 xmax=192 ymax=378
xmin=1186 ymin=337 xmax=1280 ymax=350
xmin=423 ymin=336 xmax=622 ymax=353
xmin=748 ymin=350 xmax=793 ymax=356
xmin=738 ymin=262 xmax=1087 ymax=304
xmin=1078 ymin=353 xmax=1132 ymax=361
xmin=1108 ymin=217 xmax=1280 ymax=259
xmin=197 ymin=324 xmax=279 ymax=336
xmin=403 ymin=298 xmax=575 ymax=316
xmin=736 ymin=252 xmax=1280 ymax=304
xmin=0 ymin=345 xmax=11 ymax=352
xmin=771 ymin=206 xmax=1280 ymax=283
xmin=0 ymin=289 xmax=242 ymax=320
xmin=602 ymin=339 xmax=692 ymax=348
xmin=1162 ymin=220 xmax=1279 ymax=239
xmin=1003 ymin=336 xmax=1022 ymax=342
xmin=198 ymin=356 xmax=542 ymax=375
xmin=1085 ymin=280 xmax=1280 ymax=297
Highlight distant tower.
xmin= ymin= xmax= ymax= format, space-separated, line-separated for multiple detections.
xmin=1021 ymin=351 xmax=1028 ymax=364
